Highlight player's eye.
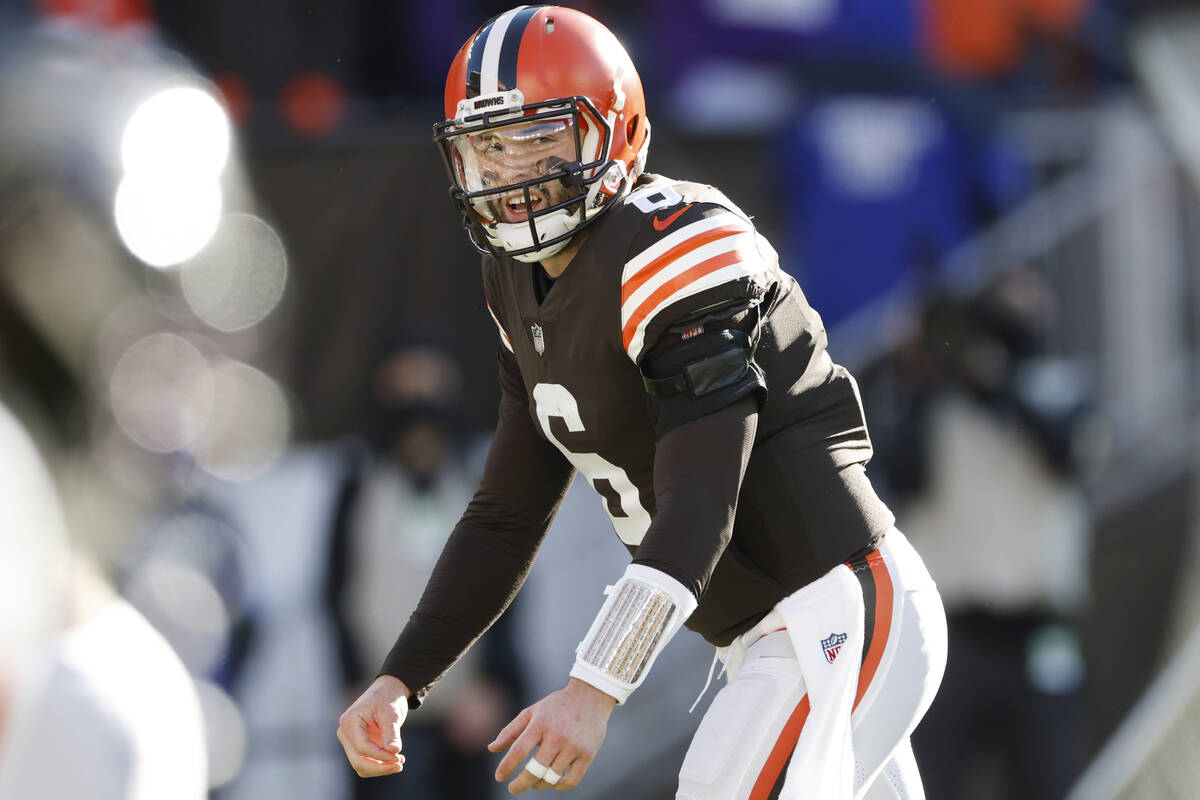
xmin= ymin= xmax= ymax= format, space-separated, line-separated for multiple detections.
xmin=474 ymin=135 xmax=503 ymax=153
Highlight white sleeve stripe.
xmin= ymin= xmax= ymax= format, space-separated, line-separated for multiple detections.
xmin=624 ymin=260 xmax=766 ymax=363
xmin=621 ymin=213 xmax=748 ymax=284
xmin=486 ymin=302 xmax=514 ymax=352
xmin=619 ymin=231 xmax=755 ymax=327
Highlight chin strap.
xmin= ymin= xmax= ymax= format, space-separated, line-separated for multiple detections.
xmin=570 ymin=563 xmax=698 ymax=704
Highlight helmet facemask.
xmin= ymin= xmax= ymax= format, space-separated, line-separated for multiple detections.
xmin=435 ymin=95 xmax=624 ymax=262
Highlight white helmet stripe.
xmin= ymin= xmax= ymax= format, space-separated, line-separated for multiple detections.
xmin=479 ymin=6 xmax=526 ymax=95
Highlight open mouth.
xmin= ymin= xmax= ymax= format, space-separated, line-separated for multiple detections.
xmin=499 ymin=191 xmax=546 ymax=223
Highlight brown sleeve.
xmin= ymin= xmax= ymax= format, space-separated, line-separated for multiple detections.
xmin=631 ymin=395 xmax=758 ymax=600
xmin=379 ymin=346 xmax=575 ymax=707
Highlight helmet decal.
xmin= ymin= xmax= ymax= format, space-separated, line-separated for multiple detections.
xmin=466 ymin=6 xmax=539 ymax=98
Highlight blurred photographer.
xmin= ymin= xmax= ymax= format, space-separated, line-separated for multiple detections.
xmin=869 ymin=266 xmax=1102 ymax=800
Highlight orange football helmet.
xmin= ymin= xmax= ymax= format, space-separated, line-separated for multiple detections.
xmin=434 ymin=6 xmax=650 ymax=262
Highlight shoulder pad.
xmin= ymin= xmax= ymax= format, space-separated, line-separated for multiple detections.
xmin=617 ymin=188 xmax=767 ymax=364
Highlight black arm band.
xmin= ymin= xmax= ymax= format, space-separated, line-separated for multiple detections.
xmin=643 ymin=331 xmax=756 ymax=397
xmin=641 ymin=327 xmax=766 ymax=437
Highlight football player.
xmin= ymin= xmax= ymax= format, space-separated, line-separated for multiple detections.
xmin=337 ymin=6 xmax=947 ymax=798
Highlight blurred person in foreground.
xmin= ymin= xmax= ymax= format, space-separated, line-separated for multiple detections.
xmin=337 ymin=7 xmax=946 ymax=798
xmin=0 ymin=402 xmax=207 ymax=800
xmin=875 ymin=270 xmax=1096 ymax=800
xmin=328 ymin=338 xmax=527 ymax=800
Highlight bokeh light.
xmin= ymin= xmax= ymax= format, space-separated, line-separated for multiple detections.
xmin=181 ymin=213 xmax=288 ymax=332
xmin=121 ymin=86 xmax=231 ymax=179
xmin=115 ymin=85 xmax=231 ymax=268
xmin=108 ymin=332 xmax=215 ymax=452
xmin=124 ymin=556 xmax=229 ymax=674
xmin=114 ymin=170 xmax=223 ymax=268
xmin=193 ymin=359 xmax=292 ymax=482
xmin=280 ymin=71 xmax=346 ymax=137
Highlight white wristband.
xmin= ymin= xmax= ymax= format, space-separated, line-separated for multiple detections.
xmin=570 ymin=564 xmax=698 ymax=704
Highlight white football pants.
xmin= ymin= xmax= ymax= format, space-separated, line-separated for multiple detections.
xmin=677 ymin=529 xmax=947 ymax=800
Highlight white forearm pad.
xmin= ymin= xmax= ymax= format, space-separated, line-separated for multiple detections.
xmin=570 ymin=564 xmax=698 ymax=704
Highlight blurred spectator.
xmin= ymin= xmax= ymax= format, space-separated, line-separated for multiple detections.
xmin=866 ymin=268 xmax=1098 ymax=800
xmin=207 ymin=335 xmax=524 ymax=800
xmin=327 ymin=335 xmax=527 ymax=800
xmin=0 ymin=402 xmax=208 ymax=800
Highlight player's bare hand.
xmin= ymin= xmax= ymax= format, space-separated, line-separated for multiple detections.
xmin=489 ymin=677 xmax=616 ymax=793
xmin=337 ymin=674 xmax=410 ymax=778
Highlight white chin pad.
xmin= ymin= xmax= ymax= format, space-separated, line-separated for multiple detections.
xmin=487 ymin=209 xmax=575 ymax=262
xmin=570 ymin=564 xmax=697 ymax=704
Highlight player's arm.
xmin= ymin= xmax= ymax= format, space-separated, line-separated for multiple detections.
xmin=629 ymin=300 xmax=766 ymax=593
xmin=568 ymin=196 xmax=772 ymax=703
xmin=338 ymin=344 xmax=575 ymax=778
xmin=569 ymin=300 xmax=766 ymax=702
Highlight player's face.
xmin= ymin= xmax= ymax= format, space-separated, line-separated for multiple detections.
xmin=462 ymin=119 xmax=578 ymax=224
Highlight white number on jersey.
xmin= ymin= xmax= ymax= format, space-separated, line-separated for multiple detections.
xmin=532 ymin=383 xmax=651 ymax=545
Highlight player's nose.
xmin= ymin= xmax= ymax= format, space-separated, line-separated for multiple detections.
xmin=498 ymin=159 xmax=541 ymax=182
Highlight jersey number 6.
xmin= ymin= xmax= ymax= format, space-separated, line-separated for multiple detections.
xmin=533 ymin=383 xmax=651 ymax=546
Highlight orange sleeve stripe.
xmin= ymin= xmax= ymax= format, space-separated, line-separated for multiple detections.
xmin=620 ymin=249 xmax=744 ymax=352
xmin=854 ymin=550 xmax=894 ymax=711
xmin=749 ymin=695 xmax=811 ymax=800
xmin=620 ymin=224 xmax=747 ymax=304
xmin=486 ymin=301 xmax=513 ymax=350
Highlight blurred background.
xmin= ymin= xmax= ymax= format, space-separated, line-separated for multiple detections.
xmin=1 ymin=0 xmax=1199 ymax=798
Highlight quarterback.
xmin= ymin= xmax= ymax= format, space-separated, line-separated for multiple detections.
xmin=337 ymin=6 xmax=947 ymax=798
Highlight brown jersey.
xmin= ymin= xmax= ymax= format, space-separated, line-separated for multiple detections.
xmin=482 ymin=174 xmax=894 ymax=644
xmin=381 ymin=174 xmax=895 ymax=704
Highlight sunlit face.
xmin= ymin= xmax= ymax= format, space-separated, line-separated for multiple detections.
xmin=458 ymin=118 xmax=579 ymax=224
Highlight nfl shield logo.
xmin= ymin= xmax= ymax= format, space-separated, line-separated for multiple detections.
xmin=531 ymin=323 xmax=545 ymax=356
xmin=821 ymin=632 xmax=847 ymax=664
